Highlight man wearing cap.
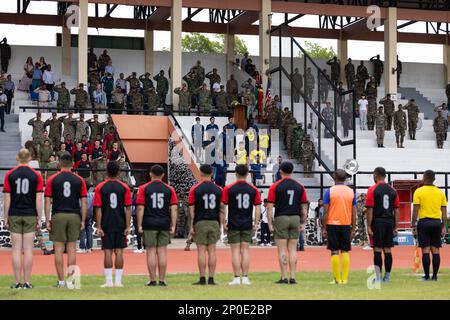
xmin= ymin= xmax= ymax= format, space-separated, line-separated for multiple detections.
xmin=44 ymin=113 xmax=62 ymax=151
xmin=28 ymin=112 xmax=45 ymax=143
xmin=54 ymin=82 xmax=70 ymax=112
xmin=375 ymin=106 xmax=386 ymax=148
xmin=153 ymin=70 xmax=169 ymax=108
xmin=70 ymin=83 xmax=89 ymax=113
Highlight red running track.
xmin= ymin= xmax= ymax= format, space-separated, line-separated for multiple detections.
xmin=0 ymin=246 xmax=449 ymax=276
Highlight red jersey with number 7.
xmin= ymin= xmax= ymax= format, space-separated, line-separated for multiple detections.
xmin=267 ymin=177 xmax=308 ymax=217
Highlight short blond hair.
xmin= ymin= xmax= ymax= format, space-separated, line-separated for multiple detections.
xmin=17 ymin=148 xmax=31 ymax=164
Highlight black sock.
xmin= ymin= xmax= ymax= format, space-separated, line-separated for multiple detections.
xmin=384 ymin=252 xmax=393 ymax=273
xmin=422 ymin=253 xmax=430 ymax=279
xmin=432 ymin=254 xmax=440 ymax=279
xmin=374 ymin=252 xmax=382 ymax=278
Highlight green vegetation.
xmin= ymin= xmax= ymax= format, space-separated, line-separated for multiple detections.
xmin=181 ymin=33 xmax=248 ymax=56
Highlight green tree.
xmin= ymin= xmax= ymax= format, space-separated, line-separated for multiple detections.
xmin=181 ymin=33 xmax=249 ymax=55
xmin=299 ymin=41 xmax=337 ymax=60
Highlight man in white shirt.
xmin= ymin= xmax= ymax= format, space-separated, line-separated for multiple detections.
xmin=43 ymin=64 xmax=55 ymax=94
xmin=259 ymin=199 xmax=271 ymax=246
xmin=0 ymin=88 xmax=6 ymax=131
xmin=358 ymin=95 xmax=369 ymax=130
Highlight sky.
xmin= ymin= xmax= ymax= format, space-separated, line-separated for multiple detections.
xmin=0 ymin=0 xmax=443 ymax=63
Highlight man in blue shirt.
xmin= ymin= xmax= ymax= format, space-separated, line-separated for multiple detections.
xmin=3 ymin=74 xmax=14 ymax=114
xmin=250 ymin=154 xmax=266 ymax=186
xmin=223 ymin=116 xmax=237 ymax=162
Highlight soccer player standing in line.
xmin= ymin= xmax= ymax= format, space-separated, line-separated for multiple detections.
xmin=267 ymin=161 xmax=308 ymax=284
xmin=412 ymin=170 xmax=448 ymax=281
xmin=44 ymin=153 xmax=87 ymax=288
xmin=322 ymin=169 xmax=356 ymax=284
xmin=3 ymin=149 xmax=43 ymax=289
xmin=365 ymin=167 xmax=400 ymax=283
xmin=94 ymin=161 xmax=132 ymax=287
xmin=221 ymin=165 xmax=261 ymax=285
xmin=136 ymin=165 xmax=178 ymax=286
xmin=188 ymin=164 xmax=223 ymax=285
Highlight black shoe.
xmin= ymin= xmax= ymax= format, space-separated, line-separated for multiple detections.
xmin=193 ymin=277 xmax=206 ymax=285
xmin=145 ymin=281 xmax=157 ymax=286
xmin=158 ymin=281 xmax=167 ymax=286
xmin=431 ymin=276 xmax=438 ymax=281
xmin=10 ymin=283 xmax=22 ymax=289
xmin=208 ymin=277 xmax=216 ymax=285
xmin=297 ymin=247 xmax=305 ymax=252
xmin=0 ymin=129 xmax=5 ymax=132
xmin=22 ymin=283 xmax=33 ymax=289
xmin=275 ymin=278 xmax=288 ymax=284
xmin=289 ymin=278 xmax=297 ymax=284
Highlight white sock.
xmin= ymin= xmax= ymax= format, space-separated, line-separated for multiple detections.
xmin=104 ymin=268 xmax=113 ymax=285
xmin=115 ymin=269 xmax=123 ymax=284
xmin=58 ymin=280 xmax=65 ymax=286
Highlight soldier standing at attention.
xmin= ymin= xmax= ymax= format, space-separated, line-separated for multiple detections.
xmin=367 ymin=97 xmax=377 ymax=131
xmin=145 ymin=88 xmax=159 ymax=114
xmin=369 ymin=54 xmax=384 ymax=86
xmin=379 ymin=95 xmax=395 ymax=131
xmin=198 ymin=83 xmax=211 ymax=115
xmin=290 ymin=68 xmax=303 ymax=103
xmin=174 ymin=83 xmax=191 ymax=113
xmin=87 ymin=114 xmax=105 ymax=142
xmin=404 ymin=99 xmax=420 ymax=140
xmin=326 ymin=56 xmax=340 ymax=87
xmin=205 ymin=68 xmax=221 ymax=94
xmin=126 ymin=72 xmax=141 ymax=92
xmin=53 ymin=82 xmax=70 ymax=112
xmin=304 ymin=67 xmax=315 ymax=101
xmin=344 ymin=58 xmax=355 ymax=89
xmin=139 ymin=72 xmax=154 ymax=92
xmin=301 ymin=134 xmax=315 ymax=178
xmin=319 ymin=69 xmax=330 ymax=103
xmin=445 ymin=81 xmax=450 ymax=107
xmin=28 ymin=113 xmax=45 ymax=143
xmin=44 ymin=112 xmax=62 ymax=151
xmin=396 ymin=56 xmax=402 ymax=87
xmin=393 ymin=104 xmax=407 ymax=148
xmin=153 ymin=70 xmax=169 ymax=108
xmin=433 ymin=110 xmax=447 ymax=149
xmin=70 ymin=83 xmax=89 ymax=113
xmin=59 ymin=112 xmax=76 ymax=142
xmin=366 ymin=77 xmax=378 ymax=100
xmin=375 ymin=106 xmax=386 ymax=148
xmin=356 ymin=61 xmax=369 ymax=86
xmin=226 ymin=74 xmax=239 ymax=104
xmin=216 ymin=85 xmax=228 ymax=115
xmin=130 ymin=87 xmax=144 ymax=115
xmin=74 ymin=113 xmax=90 ymax=143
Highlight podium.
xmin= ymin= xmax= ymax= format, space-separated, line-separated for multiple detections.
xmin=233 ymin=104 xmax=247 ymax=130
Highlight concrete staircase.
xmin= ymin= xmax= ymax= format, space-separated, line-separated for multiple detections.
xmin=398 ymin=87 xmax=435 ymax=119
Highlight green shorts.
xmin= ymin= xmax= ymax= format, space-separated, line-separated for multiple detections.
xmin=273 ymin=215 xmax=300 ymax=240
xmin=8 ymin=216 xmax=37 ymax=234
xmin=50 ymin=213 xmax=81 ymax=243
xmin=194 ymin=220 xmax=220 ymax=245
xmin=227 ymin=229 xmax=252 ymax=244
xmin=143 ymin=230 xmax=170 ymax=248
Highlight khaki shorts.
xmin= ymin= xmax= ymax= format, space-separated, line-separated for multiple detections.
xmin=194 ymin=220 xmax=220 ymax=245
xmin=273 ymin=215 xmax=300 ymax=240
xmin=50 ymin=213 xmax=81 ymax=243
xmin=143 ymin=230 xmax=170 ymax=248
xmin=9 ymin=216 xmax=37 ymax=234
xmin=227 ymin=229 xmax=252 ymax=244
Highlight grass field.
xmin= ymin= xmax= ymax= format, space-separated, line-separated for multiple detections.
xmin=0 ymin=269 xmax=449 ymax=300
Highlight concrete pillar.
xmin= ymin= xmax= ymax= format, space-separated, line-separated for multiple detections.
xmin=337 ymin=34 xmax=347 ymax=84
xmin=225 ymin=33 xmax=235 ymax=81
xmin=62 ymin=25 xmax=72 ymax=77
xmin=259 ymin=0 xmax=271 ymax=93
xmin=443 ymin=41 xmax=450 ymax=85
xmin=144 ymin=29 xmax=154 ymax=74
xmin=384 ymin=7 xmax=397 ymax=97
xmin=171 ymin=0 xmax=182 ymax=109
xmin=77 ymin=0 xmax=88 ymax=85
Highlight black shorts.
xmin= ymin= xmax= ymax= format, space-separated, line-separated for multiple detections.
xmin=372 ymin=221 xmax=395 ymax=248
xmin=417 ymin=218 xmax=442 ymax=248
xmin=327 ymin=225 xmax=351 ymax=252
xmin=102 ymin=232 xmax=127 ymax=250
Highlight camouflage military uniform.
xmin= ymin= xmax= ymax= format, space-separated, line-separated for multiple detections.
xmin=367 ymin=99 xmax=377 ymax=131
xmin=174 ymin=87 xmax=191 ymax=112
xmin=198 ymin=88 xmax=211 ymax=113
xmin=286 ymin=118 xmax=298 ymax=158
xmin=405 ymin=101 xmax=420 ymax=140
xmin=27 ymin=118 xmax=45 ymax=142
xmin=94 ymin=158 xmax=108 ymax=185
xmin=304 ymin=69 xmax=315 ymax=101
xmin=44 ymin=117 xmax=62 ymax=151
xmin=433 ymin=113 xmax=448 ymax=149
xmin=301 ymin=136 xmax=315 ymax=178
xmin=393 ymin=109 xmax=407 ymax=148
xmin=326 ymin=59 xmax=340 ymax=86
xmin=153 ymin=74 xmax=169 ymax=107
xmin=127 ymin=76 xmax=140 ymax=91
xmin=131 ymin=89 xmax=144 ymax=114
xmin=216 ymin=91 xmax=228 ymax=114
xmin=292 ymin=124 xmax=305 ymax=162
xmin=145 ymin=89 xmax=160 ymax=113
xmin=379 ymin=97 xmax=395 ymax=130
xmin=366 ymin=80 xmax=377 ymax=100
xmin=70 ymin=87 xmax=89 ymax=112
xmin=345 ymin=61 xmax=355 ymax=89
xmin=53 ymin=85 xmax=70 ymax=112
xmin=226 ymin=78 xmax=239 ymax=104
xmin=59 ymin=116 xmax=76 ymax=141
xmin=375 ymin=112 xmax=386 ymax=146
xmin=75 ymin=119 xmax=90 ymax=142
xmin=266 ymin=104 xmax=280 ymax=130
xmin=354 ymin=78 xmax=365 ymax=101
xmin=281 ymin=111 xmax=293 ymax=148
xmin=87 ymin=119 xmax=105 ymax=141
xmin=118 ymin=160 xmax=131 ymax=186
xmin=139 ymin=74 xmax=154 ymax=91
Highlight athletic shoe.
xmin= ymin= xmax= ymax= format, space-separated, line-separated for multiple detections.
xmin=159 ymin=281 xmax=167 ymax=287
xmin=22 ymin=283 xmax=33 ymax=289
xmin=340 ymin=280 xmax=348 ymax=285
xmin=266 ymin=243 xmax=272 ymax=247
xmin=208 ymin=278 xmax=216 ymax=285
xmin=10 ymin=283 xmax=22 ymax=289
xmin=228 ymin=277 xmax=241 ymax=285
xmin=431 ymin=276 xmax=438 ymax=281
xmin=363 ymin=245 xmax=372 ymax=250
xmin=419 ymin=276 xmax=430 ymax=282
xmin=55 ymin=282 xmax=65 ymax=288
xmin=86 ymin=249 xmax=92 ymax=253
xmin=259 ymin=243 xmax=265 ymax=247
xmin=76 ymin=249 xmax=86 ymax=254
xmin=146 ymin=281 xmax=157 ymax=286
xmin=241 ymin=278 xmax=251 ymax=285
xmin=100 ymin=283 xmax=114 ymax=288
xmin=382 ymin=275 xmax=391 ymax=283
xmin=133 ymin=248 xmax=144 ymax=254
xmin=289 ymin=278 xmax=297 ymax=285
xmin=275 ymin=278 xmax=288 ymax=284
xmin=193 ymin=278 xmax=206 ymax=285
xmin=115 ymin=283 xmax=124 ymax=288
xmin=184 ymin=246 xmax=191 ymax=251
xmin=329 ymin=280 xmax=339 ymax=285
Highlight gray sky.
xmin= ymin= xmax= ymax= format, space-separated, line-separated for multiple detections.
xmin=0 ymin=0 xmax=443 ymax=63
